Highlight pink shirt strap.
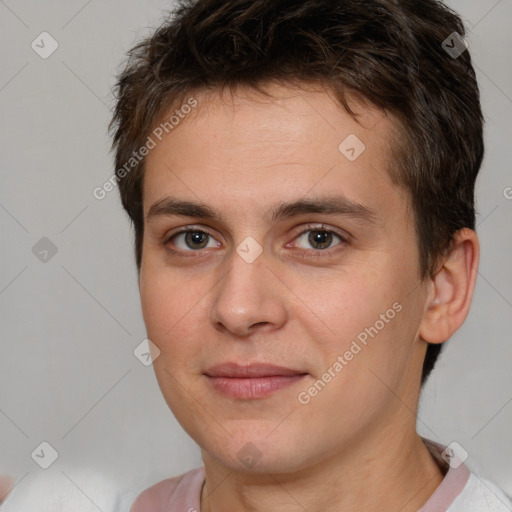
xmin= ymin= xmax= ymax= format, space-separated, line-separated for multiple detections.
xmin=419 ymin=439 xmax=471 ymax=512
xmin=130 ymin=467 xmax=204 ymax=512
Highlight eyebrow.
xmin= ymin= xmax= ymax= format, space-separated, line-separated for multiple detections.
xmin=146 ymin=195 xmax=378 ymax=225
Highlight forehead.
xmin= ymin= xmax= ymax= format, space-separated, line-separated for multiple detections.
xmin=142 ymin=82 xmax=408 ymax=223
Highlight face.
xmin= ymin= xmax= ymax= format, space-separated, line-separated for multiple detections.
xmin=139 ymin=83 xmax=431 ymax=474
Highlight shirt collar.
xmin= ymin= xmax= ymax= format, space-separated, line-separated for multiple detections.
xmin=418 ymin=438 xmax=471 ymax=512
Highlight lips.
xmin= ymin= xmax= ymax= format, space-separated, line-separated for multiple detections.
xmin=204 ymin=362 xmax=308 ymax=399
xmin=205 ymin=362 xmax=306 ymax=378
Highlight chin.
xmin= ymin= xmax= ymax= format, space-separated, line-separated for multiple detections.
xmin=201 ymin=429 xmax=318 ymax=475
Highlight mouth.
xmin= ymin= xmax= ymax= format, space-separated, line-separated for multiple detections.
xmin=204 ymin=362 xmax=309 ymax=399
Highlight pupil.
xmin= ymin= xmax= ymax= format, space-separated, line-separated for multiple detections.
xmin=309 ymin=230 xmax=331 ymax=249
xmin=186 ymin=231 xmax=207 ymax=248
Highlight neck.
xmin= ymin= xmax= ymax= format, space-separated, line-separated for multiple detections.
xmin=200 ymin=424 xmax=444 ymax=512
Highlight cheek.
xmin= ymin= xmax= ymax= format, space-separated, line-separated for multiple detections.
xmin=139 ymin=264 xmax=196 ymax=351
xmin=303 ymin=264 xmax=418 ymax=377
xmin=139 ymin=270 xmax=169 ymax=341
xmin=298 ymin=269 xmax=391 ymax=347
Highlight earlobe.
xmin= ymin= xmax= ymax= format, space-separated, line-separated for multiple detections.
xmin=419 ymin=228 xmax=480 ymax=344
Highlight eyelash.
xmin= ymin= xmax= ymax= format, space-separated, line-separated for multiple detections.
xmin=163 ymin=224 xmax=348 ymax=258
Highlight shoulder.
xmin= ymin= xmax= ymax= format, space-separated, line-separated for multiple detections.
xmin=0 ymin=468 xmax=129 ymax=511
xmin=449 ymin=473 xmax=512 ymax=512
xmin=130 ymin=478 xmax=178 ymax=512
xmin=130 ymin=467 xmax=204 ymax=512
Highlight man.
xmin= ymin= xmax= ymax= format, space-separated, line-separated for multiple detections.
xmin=108 ymin=0 xmax=512 ymax=510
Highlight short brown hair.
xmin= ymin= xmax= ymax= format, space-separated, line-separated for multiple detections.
xmin=109 ymin=0 xmax=484 ymax=385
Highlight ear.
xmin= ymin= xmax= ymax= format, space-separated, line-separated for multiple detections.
xmin=419 ymin=228 xmax=480 ymax=344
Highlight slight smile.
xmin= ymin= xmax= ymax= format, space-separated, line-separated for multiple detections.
xmin=204 ymin=362 xmax=309 ymax=399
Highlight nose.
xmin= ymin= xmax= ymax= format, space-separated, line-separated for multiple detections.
xmin=209 ymin=248 xmax=288 ymax=338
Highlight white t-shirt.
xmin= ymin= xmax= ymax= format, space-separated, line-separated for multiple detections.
xmin=446 ymin=473 xmax=512 ymax=511
xmin=0 ymin=468 xmax=135 ymax=512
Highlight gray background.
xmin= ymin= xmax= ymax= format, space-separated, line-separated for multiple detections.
xmin=0 ymin=0 xmax=511 ymax=508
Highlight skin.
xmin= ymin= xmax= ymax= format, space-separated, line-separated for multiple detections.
xmin=0 ymin=474 xmax=15 ymax=505
xmin=138 ymin=82 xmax=479 ymax=512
